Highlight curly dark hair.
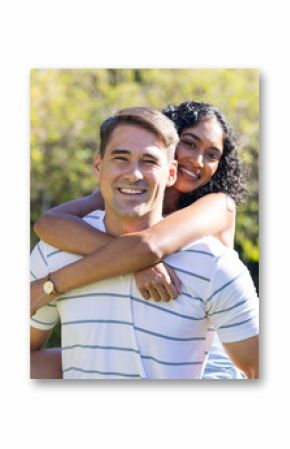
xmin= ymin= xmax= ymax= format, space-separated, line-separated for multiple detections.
xmin=162 ymin=101 xmax=246 ymax=207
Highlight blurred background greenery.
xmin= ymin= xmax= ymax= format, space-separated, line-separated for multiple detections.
xmin=30 ymin=68 xmax=259 ymax=347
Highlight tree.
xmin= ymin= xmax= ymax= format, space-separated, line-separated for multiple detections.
xmin=31 ymin=69 xmax=259 ymax=346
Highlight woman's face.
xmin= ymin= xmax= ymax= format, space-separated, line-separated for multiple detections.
xmin=174 ymin=117 xmax=224 ymax=194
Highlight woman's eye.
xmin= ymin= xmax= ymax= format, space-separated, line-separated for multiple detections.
xmin=180 ymin=140 xmax=196 ymax=149
xmin=207 ymin=152 xmax=219 ymax=161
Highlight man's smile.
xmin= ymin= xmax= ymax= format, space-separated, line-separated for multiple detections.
xmin=116 ymin=186 xmax=147 ymax=195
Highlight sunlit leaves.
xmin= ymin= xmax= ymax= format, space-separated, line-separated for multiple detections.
xmin=31 ymin=68 xmax=259 ymax=270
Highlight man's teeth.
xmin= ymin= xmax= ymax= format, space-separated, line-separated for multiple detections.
xmin=180 ymin=167 xmax=200 ymax=179
xmin=118 ymin=188 xmax=145 ymax=194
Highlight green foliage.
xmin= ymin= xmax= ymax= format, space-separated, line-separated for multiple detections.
xmin=31 ymin=69 xmax=259 ymax=347
xmin=31 ymin=68 xmax=259 ymax=257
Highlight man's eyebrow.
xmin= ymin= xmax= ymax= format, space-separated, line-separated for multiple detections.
xmin=111 ymin=149 xmax=130 ymax=155
xmin=111 ymin=149 xmax=160 ymax=160
xmin=143 ymin=152 xmax=159 ymax=160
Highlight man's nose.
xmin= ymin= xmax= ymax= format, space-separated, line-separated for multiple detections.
xmin=124 ymin=163 xmax=144 ymax=182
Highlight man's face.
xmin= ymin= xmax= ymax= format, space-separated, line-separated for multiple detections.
xmin=94 ymin=124 xmax=177 ymax=222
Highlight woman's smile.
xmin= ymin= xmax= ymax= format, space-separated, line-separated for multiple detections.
xmin=178 ymin=166 xmax=201 ymax=181
xmin=174 ymin=118 xmax=224 ymax=194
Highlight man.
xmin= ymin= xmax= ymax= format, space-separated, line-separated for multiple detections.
xmin=30 ymin=107 xmax=258 ymax=379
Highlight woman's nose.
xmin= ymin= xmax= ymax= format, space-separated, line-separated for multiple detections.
xmin=190 ymin=152 xmax=204 ymax=167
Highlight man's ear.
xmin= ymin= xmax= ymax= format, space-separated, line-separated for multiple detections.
xmin=166 ymin=160 xmax=178 ymax=187
xmin=92 ymin=153 xmax=102 ymax=180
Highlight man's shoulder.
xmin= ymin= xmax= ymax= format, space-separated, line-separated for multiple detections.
xmin=180 ymin=236 xmax=234 ymax=260
xmin=32 ymin=239 xmax=81 ymax=271
xmin=82 ymin=209 xmax=106 ymax=229
xmin=164 ymin=236 xmax=243 ymax=282
xmin=33 ymin=210 xmax=106 ymax=271
xmin=32 ymin=239 xmax=61 ymax=260
xmin=185 ymin=237 xmax=246 ymax=278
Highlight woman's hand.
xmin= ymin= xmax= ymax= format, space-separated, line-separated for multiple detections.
xmin=134 ymin=263 xmax=181 ymax=302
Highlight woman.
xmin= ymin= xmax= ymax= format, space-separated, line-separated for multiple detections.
xmin=31 ymin=101 xmax=245 ymax=379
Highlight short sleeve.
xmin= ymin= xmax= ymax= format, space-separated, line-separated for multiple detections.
xmin=205 ymin=250 xmax=259 ymax=343
xmin=30 ymin=242 xmax=49 ymax=281
xmin=30 ymin=301 xmax=59 ymax=330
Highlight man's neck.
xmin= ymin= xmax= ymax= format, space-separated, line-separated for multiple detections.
xmin=163 ymin=186 xmax=180 ymax=215
xmin=104 ymin=212 xmax=163 ymax=236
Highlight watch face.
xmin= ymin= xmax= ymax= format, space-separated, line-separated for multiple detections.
xmin=43 ymin=280 xmax=54 ymax=295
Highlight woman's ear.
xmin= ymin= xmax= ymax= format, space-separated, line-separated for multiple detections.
xmin=166 ymin=160 xmax=178 ymax=187
xmin=92 ymin=153 xmax=102 ymax=180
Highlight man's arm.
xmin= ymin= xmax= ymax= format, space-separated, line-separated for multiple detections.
xmin=30 ymin=327 xmax=62 ymax=379
xmin=30 ymin=292 xmax=60 ymax=380
xmin=206 ymin=248 xmax=259 ymax=379
xmin=223 ymin=335 xmax=259 ymax=379
xmin=30 ymin=278 xmax=58 ymax=316
xmin=30 ymin=326 xmax=51 ymax=351
xmin=30 ymin=240 xmax=62 ymax=379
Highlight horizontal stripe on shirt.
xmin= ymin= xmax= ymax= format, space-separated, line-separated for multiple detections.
xmin=179 ymin=291 xmax=204 ymax=302
xmin=62 ymin=319 xmax=132 ymax=326
xmin=62 ymin=344 xmax=203 ymax=366
xmin=62 ymin=319 xmax=206 ymax=342
xmin=130 ymin=296 xmax=206 ymax=320
xmin=176 ymin=249 xmax=216 ymax=258
xmin=141 ymin=355 xmax=203 ymax=366
xmin=85 ymin=214 xmax=101 ymax=220
xmin=47 ymin=249 xmax=63 ymax=258
xmin=166 ymin=264 xmax=210 ymax=282
xmin=58 ymin=292 xmax=206 ymax=320
xmin=207 ymin=271 xmax=246 ymax=302
xmin=63 ymin=367 xmax=140 ymax=378
xmin=219 ymin=317 xmax=254 ymax=329
xmin=134 ymin=326 xmax=205 ymax=341
xmin=207 ymin=299 xmax=247 ymax=316
xmin=58 ymin=292 xmax=130 ymax=302
xmin=31 ymin=316 xmax=58 ymax=326
xmin=62 ymin=344 xmax=141 ymax=353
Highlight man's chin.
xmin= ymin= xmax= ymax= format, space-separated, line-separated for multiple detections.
xmin=116 ymin=207 xmax=148 ymax=218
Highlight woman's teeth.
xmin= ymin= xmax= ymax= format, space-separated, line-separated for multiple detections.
xmin=179 ymin=167 xmax=200 ymax=179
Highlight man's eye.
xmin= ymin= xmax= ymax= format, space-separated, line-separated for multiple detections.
xmin=114 ymin=157 xmax=128 ymax=162
xmin=143 ymin=159 xmax=157 ymax=165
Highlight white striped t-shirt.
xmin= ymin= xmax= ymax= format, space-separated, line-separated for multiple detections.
xmin=30 ymin=210 xmax=259 ymax=379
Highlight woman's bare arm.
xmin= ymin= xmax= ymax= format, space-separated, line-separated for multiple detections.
xmin=155 ymin=192 xmax=236 ymax=251
xmin=34 ymin=190 xmax=114 ymax=255
xmin=133 ymin=193 xmax=235 ymax=301
xmin=34 ymin=192 xmax=235 ymax=295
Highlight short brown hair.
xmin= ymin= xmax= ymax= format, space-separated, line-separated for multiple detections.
xmin=99 ymin=107 xmax=178 ymax=159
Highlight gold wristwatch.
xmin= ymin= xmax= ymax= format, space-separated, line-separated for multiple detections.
xmin=43 ymin=276 xmax=58 ymax=296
